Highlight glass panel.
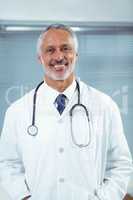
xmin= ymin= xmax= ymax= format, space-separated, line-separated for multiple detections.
xmin=0 ymin=26 xmax=133 ymax=156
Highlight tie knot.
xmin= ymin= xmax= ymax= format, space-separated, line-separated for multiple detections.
xmin=55 ymin=94 xmax=66 ymax=115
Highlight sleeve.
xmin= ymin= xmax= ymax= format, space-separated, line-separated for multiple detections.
xmin=0 ymin=107 xmax=31 ymax=200
xmin=94 ymin=100 xmax=133 ymax=200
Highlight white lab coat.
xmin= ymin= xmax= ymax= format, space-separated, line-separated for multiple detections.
xmin=0 ymin=80 xmax=132 ymax=200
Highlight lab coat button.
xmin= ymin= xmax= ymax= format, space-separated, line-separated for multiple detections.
xmin=59 ymin=147 xmax=64 ymax=153
xmin=58 ymin=119 xmax=63 ymax=123
xmin=59 ymin=178 xmax=65 ymax=183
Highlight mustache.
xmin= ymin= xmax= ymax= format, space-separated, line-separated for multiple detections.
xmin=49 ymin=59 xmax=68 ymax=66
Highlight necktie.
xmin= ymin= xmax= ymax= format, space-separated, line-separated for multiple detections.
xmin=55 ymin=94 xmax=66 ymax=115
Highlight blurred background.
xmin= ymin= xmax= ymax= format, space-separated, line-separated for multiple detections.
xmin=0 ymin=0 xmax=133 ymax=199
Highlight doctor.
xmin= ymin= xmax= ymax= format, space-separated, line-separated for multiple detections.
xmin=0 ymin=24 xmax=132 ymax=200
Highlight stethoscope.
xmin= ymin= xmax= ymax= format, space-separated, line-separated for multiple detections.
xmin=27 ymin=80 xmax=91 ymax=148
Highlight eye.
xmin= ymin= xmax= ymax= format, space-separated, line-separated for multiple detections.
xmin=45 ymin=47 xmax=55 ymax=54
xmin=62 ymin=45 xmax=72 ymax=52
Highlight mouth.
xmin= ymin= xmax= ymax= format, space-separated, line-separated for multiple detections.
xmin=54 ymin=64 xmax=66 ymax=69
xmin=53 ymin=65 xmax=66 ymax=75
xmin=50 ymin=62 xmax=68 ymax=67
xmin=48 ymin=59 xmax=69 ymax=77
xmin=50 ymin=62 xmax=69 ymax=72
xmin=49 ymin=59 xmax=68 ymax=67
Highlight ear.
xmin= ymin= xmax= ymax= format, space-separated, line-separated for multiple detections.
xmin=75 ymin=53 xmax=78 ymax=61
xmin=38 ymin=55 xmax=43 ymax=65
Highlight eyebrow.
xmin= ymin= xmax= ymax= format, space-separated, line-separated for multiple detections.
xmin=45 ymin=44 xmax=72 ymax=48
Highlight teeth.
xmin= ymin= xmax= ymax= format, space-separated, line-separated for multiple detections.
xmin=54 ymin=65 xmax=65 ymax=69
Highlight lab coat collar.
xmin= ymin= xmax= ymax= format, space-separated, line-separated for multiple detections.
xmin=43 ymin=78 xmax=77 ymax=105
xmin=62 ymin=79 xmax=76 ymax=101
xmin=36 ymin=78 xmax=77 ymax=118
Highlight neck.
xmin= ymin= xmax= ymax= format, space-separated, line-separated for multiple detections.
xmin=44 ymin=74 xmax=75 ymax=92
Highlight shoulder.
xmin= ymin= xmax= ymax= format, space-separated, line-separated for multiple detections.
xmin=80 ymin=80 xmax=119 ymax=113
xmin=5 ymin=88 xmax=35 ymax=116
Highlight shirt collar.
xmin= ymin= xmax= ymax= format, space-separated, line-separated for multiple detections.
xmin=42 ymin=78 xmax=76 ymax=105
xmin=63 ymin=79 xmax=76 ymax=101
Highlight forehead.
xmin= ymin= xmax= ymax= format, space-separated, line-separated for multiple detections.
xmin=41 ymin=29 xmax=75 ymax=47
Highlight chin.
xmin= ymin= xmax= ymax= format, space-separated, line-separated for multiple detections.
xmin=45 ymin=64 xmax=75 ymax=81
xmin=49 ymin=75 xmax=69 ymax=81
xmin=46 ymin=70 xmax=73 ymax=81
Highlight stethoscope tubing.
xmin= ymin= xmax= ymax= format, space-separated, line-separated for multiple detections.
xmin=27 ymin=79 xmax=91 ymax=147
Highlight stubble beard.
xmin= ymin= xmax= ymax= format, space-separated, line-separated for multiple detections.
xmin=44 ymin=64 xmax=75 ymax=81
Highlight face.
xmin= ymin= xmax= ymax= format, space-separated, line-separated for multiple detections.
xmin=38 ymin=29 xmax=77 ymax=81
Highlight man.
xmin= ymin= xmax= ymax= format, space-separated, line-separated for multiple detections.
xmin=0 ymin=24 xmax=132 ymax=200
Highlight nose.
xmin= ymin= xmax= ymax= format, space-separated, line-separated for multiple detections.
xmin=53 ymin=48 xmax=64 ymax=61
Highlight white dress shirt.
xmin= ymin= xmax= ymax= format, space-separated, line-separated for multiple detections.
xmin=0 ymin=79 xmax=132 ymax=200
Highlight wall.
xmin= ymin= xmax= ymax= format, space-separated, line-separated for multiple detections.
xmin=0 ymin=0 xmax=133 ymax=22
xmin=0 ymin=0 xmax=133 ymax=199
xmin=0 ymin=27 xmax=133 ymax=200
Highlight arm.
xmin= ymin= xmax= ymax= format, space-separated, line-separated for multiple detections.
xmin=0 ymin=107 xmax=31 ymax=200
xmin=95 ymin=101 xmax=133 ymax=200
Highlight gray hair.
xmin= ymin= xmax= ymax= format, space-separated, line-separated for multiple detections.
xmin=37 ymin=24 xmax=78 ymax=55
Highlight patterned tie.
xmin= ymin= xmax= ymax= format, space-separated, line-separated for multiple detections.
xmin=55 ymin=94 xmax=66 ymax=115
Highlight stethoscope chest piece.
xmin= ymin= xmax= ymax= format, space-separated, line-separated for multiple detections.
xmin=27 ymin=125 xmax=38 ymax=136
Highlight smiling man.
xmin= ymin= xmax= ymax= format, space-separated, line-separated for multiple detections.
xmin=0 ymin=24 xmax=132 ymax=200
xmin=37 ymin=25 xmax=78 ymax=92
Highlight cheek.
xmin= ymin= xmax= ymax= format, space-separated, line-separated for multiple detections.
xmin=68 ymin=54 xmax=76 ymax=63
xmin=41 ymin=56 xmax=50 ymax=66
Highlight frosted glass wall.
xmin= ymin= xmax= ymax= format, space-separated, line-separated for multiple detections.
xmin=0 ymin=24 xmax=133 ymax=199
xmin=1 ymin=27 xmax=132 ymax=154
